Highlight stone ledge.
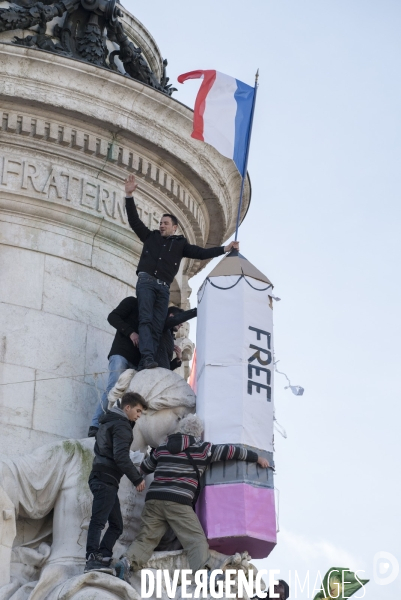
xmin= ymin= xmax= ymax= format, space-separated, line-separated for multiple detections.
xmin=0 ymin=43 xmax=251 ymax=250
xmin=0 ymin=108 xmax=207 ymax=242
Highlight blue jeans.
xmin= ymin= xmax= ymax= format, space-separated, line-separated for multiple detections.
xmin=91 ymin=355 xmax=136 ymax=428
xmin=136 ymin=273 xmax=170 ymax=366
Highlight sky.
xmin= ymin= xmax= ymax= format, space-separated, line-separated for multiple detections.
xmin=125 ymin=2 xmax=401 ymax=598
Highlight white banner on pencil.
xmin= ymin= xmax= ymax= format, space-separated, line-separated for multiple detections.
xmin=196 ymin=273 xmax=274 ymax=453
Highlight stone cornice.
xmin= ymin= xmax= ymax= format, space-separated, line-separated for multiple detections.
xmin=0 ymin=110 xmax=203 ymax=226
xmin=0 ymin=44 xmax=251 ymax=245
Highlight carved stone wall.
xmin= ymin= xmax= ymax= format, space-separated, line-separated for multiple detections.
xmin=0 ymin=41 xmax=250 ymax=456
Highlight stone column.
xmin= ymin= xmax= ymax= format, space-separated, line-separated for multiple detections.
xmin=0 ymin=43 xmax=250 ymax=456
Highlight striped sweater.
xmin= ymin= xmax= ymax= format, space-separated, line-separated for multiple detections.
xmin=141 ymin=433 xmax=258 ymax=506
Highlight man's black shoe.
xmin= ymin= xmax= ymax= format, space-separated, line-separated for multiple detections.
xmin=87 ymin=426 xmax=99 ymax=438
xmin=139 ymin=361 xmax=158 ymax=370
xmin=84 ymin=553 xmax=113 ymax=574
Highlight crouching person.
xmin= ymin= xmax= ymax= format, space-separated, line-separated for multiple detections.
xmin=114 ymin=414 xmax=270 ymax=580
xmin=85 ymin=392 xmax=148 ymax=573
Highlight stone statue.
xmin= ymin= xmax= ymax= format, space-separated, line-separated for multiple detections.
xmin=110 ymin=368 xmax=197 ymax=451
xmin=0 ymin=0 xmax=176 ymax=95
xmin=0 ymin=369 xmax=192 ymax=597
xmin=0 ymin=369 xmax=264 ymax=599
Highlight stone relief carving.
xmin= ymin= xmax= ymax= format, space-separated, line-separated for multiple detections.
xmin=0 ymin=0 xmax=76 ymax=35
xmin=0 ymin=152 xmax=206 ymax=242
xmin=0 ymin=0 xmax=176 ymax=95
xmin=0 ymin=109 xmax=208 ymax=239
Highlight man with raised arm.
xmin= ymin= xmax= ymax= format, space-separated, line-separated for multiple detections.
xmin=124 ymin=174 xmax=239 ymax=370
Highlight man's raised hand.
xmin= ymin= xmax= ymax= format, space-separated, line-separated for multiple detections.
xmin=174 ymin=345 xmax=182 ymax=361
xmin=224 ymin=241 xmax=240 ymax=253
xmin=125 ymin=174 xmax=138 ymax=196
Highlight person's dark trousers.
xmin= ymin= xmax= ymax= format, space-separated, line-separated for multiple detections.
xmin=136 ymin=273 xmax=170 ymax=367
xmin=86 ymin=473 xmax=123 ymax=559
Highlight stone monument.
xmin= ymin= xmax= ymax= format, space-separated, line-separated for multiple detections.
xmin=0 ymin=2 xmax=261 ymax=598
xmin=0 ymin=0 xmax=251 ymax=455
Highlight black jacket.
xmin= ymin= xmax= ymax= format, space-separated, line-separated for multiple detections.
xmin=108 ymin=297 xmax=196 ymax=369
xmin=91 ymin=408 xmax=143 ymax=486
xmin=156 ymin=307 xmax=197 ymax=370
xmin=108 ymin=296 xmax=141 ymax=366
xmin=126 ymin=197 xmax=225 ymax=285
xmin=156 ymin=329 xmax=179 ymax=370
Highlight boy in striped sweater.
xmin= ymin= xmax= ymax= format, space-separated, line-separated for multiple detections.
xmin=115 ymin=414 xmax=270 ymax=579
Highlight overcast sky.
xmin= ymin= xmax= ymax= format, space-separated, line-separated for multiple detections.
xmin=125 ymin=2 xmax=401 ymax=597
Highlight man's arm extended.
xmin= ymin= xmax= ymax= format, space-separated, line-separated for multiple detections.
xmin=164 ymin=307 xmax=197 ymax=331
xmin=210 ymin=444 xmax=270 ymax=468
xmin=124 ymin=175 xmax=152 ymax=242
xmin=183 ymin=240 xmax=240 ymax=260
xmin=108 ymin=297 xmax=139 ymax=340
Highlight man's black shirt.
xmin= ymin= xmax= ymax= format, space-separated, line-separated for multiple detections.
xmin=125 ymin=197 xmax=225 ymax=285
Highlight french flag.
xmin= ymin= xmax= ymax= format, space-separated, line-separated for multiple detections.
xmin=177 ymin=70 xmax=255 ymax=176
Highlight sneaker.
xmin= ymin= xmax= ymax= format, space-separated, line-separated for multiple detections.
xmin=84 ymin=553 xmax=113 ymax=574
xmin=114 ymin=556 xmax=131 ymax=582
xmin=87 ymin=426 xmax=99 ymax=438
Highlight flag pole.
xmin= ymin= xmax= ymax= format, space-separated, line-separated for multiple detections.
xmin=234 ymin=69 xmax=259 ymax=242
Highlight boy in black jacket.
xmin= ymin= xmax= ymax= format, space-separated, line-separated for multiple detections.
xmin=85 ymin=392 xmax=147 ymax=573
xmin=124 ymin=174 xmax=239 ymax=370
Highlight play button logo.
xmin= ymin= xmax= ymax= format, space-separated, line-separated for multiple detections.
xmin=373 ymin=552 xmax=399 ymax=585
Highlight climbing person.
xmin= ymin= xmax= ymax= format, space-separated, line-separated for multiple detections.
xmin=88 ymin=298 xmax=196 ymax=437
xmin=113 ymin=414 xmax=270 ymax=580
xmin=124 ymin=174 xmax=239 ymax=370
xmin=84 ymin=391 xmax=148 ymax=573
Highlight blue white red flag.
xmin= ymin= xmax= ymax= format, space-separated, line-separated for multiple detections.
xmin=177 ymin=70 xmax=255 ymax=176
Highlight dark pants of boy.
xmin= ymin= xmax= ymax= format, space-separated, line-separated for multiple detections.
xmin=136 ymin=273 xmax=170 ymax=366
xmin=86 ymin=473 xmax=123 ymax=558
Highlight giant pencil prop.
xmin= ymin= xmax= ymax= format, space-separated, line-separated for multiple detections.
xmin=195 ymin=251 xmax=276 ymax=559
